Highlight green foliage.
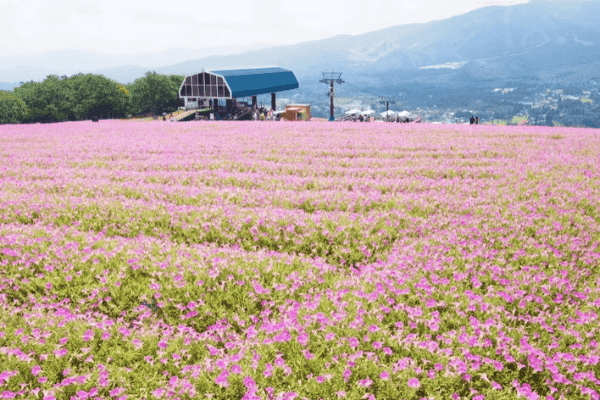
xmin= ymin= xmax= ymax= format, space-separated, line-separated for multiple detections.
xmin=8 ymin=72 xmax=183 ymax=123
xmin=0 ymin=90 xmax=28 ymax=123
xmin=67 ymin=74 xmax=130 ymax=120
xmin=126 ymin=71 xmax=184 ymax=116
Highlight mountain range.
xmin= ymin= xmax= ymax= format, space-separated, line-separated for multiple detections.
xmin=2 ymin=0 xmax=600 ymax=96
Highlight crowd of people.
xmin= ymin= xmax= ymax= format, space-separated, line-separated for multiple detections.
xmin=470 ymin=116 xmax=479 ymax=124
xmin=253 ymin=108 xmax=279 ymax=121
xmin=351 ymin=114 xmax=412 ymax=122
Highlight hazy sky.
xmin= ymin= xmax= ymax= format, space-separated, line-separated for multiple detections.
xmin=2 ymin=0 xmax=532 ymax=57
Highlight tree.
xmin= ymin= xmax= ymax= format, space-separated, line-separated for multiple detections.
xmin=0 ymin=91 xmax=28 ymax=124
xmin=68 ymin=74 xmax=130 ymax=120
xmin=12 ymin=74 xmax=130 ymax=123
xmin=128 ymin=72 xmax=183 ymax=117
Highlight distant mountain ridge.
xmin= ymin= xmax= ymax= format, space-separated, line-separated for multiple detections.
xmin=148 ymin=0 xmax=600 ymax=90
xmin=2 ymin=0 xmax=600 ymax=91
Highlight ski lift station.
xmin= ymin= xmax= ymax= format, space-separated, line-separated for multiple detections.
xmin=179 ymin=67 xmax=300 ymax=115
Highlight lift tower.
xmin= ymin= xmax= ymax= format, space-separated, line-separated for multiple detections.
xmin=379 ymin=96 xmax=396 ymax=111
xmin=320 ymin=72 xmax=344 ymax=121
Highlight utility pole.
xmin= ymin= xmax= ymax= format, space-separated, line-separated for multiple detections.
xmin=320 ymin=72 xmax=344 ymax=121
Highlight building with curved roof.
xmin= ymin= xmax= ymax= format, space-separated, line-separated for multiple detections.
xmin=179 ymin=67 xmax=299 ymax=112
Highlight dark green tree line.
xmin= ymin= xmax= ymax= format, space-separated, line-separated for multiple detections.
xmin=0 ymin=72 xmax=184 ymax=124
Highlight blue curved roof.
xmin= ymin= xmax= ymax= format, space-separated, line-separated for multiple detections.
xmin=209 ymin=67 xmax=299 ymax=98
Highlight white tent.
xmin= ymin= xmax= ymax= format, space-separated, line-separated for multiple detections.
xmin=380 ymin=110 xmax=397 ymax=117
xmin=361 ymin=109 xmax=375 ymax=115
xmin=397 ymin=110 xmax=413 ymax=117
xmin=345 ymin=109 xmax=362 ymax=115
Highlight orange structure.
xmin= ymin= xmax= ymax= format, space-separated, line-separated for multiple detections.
xmin=281 ymin=104 xmax=311 ymax=121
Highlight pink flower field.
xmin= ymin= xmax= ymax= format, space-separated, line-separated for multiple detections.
xmin=1 ymin=120 xmax=599 ymax=400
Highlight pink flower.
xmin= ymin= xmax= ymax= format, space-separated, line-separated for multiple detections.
xmin=31 ymin=366 xmax=42 ymax=376
xmin=53 ymin=348 xmax=68 ymax=358
xmin=263 ymin=367 xmax=272 ymax=378
xmin=274 ymin=330 xmax=291 ymax=343
xmin=83 ymin=330 xmax=94 ymax=342
xmin=368 ymin=324 xmax=380 ymax=332
xmin=491 ymin=381 xmax=503 ymax=390
xmin=325 ymin=333 xmax=335 ymax=341
xmin=358 ymin=377 xmax=372 ymax=388
xmin=372 ymin=341 xmax=382 ymax=350
xmin=334 ymin=391 xmax=346 ymax=398
xmin=380 ymin=370 xmax=390 ymax=380
xmin=275 ymin=357 xmax=285 ymax=367
xmin=408 ymin=378 xmax=421 ymax=389
xmin=243 ymin=376 xmax=256 ymax=390
xmin=231 ymin=365 xmax=242 ymax=374
xmin=348 ymin=337 xmax=359 ymax=348
xmin=215 ymin=371 xmax=229 ymax=387
xmin=109 ymin=387 xmax=125 ymax=397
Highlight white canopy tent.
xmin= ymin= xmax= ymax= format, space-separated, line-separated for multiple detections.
xmin=380 ymin=110 xmax=397 ymax=117
xmin=345 ymin=109 xmax=362 ymax=115
xmin=397 ymin=110 xmax=413 ymax=117
xmin=361 ymin=109 xmax=375 ymax=115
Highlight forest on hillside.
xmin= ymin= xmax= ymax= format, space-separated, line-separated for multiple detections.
xmin=0 ymin=72 xmax=184 ymax=124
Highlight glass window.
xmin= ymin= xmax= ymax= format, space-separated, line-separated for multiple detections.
xmin=198 ymin=86 xmax=205 ymax=97
xmin=218 ymin=86 xmax=224 ymax=97
xmin=192 ymin=86 xmax=199 ymax=96
xmin=186 ymin=85 xmax=191 ymax=96
xmin=198 ymin=74 xmax=204 ymax=84
xmin=185 ymin=76 xmax=192 ymax=84
xmin=192 ymin=74 xmax=198 ymax=85
xmin=217 ymin=76 xmax=224 ymax=85
xmin=210 ymin=75 xmax=216 ymax=85
xmin=224 ymin=87 xmax=231 ymax=97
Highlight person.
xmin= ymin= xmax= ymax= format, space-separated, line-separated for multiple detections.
xmin=359 ymin=114 xmax=364 ymax=122
xmin=476 ymin=117 xmax=479 ymax=124
xmin=260 ymin=112 xmax=265 ymax=121
xmin=352 ymin=116 xmax=357 ymax=122
xmin=470 ymin=116 xmax=474 ymax=125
